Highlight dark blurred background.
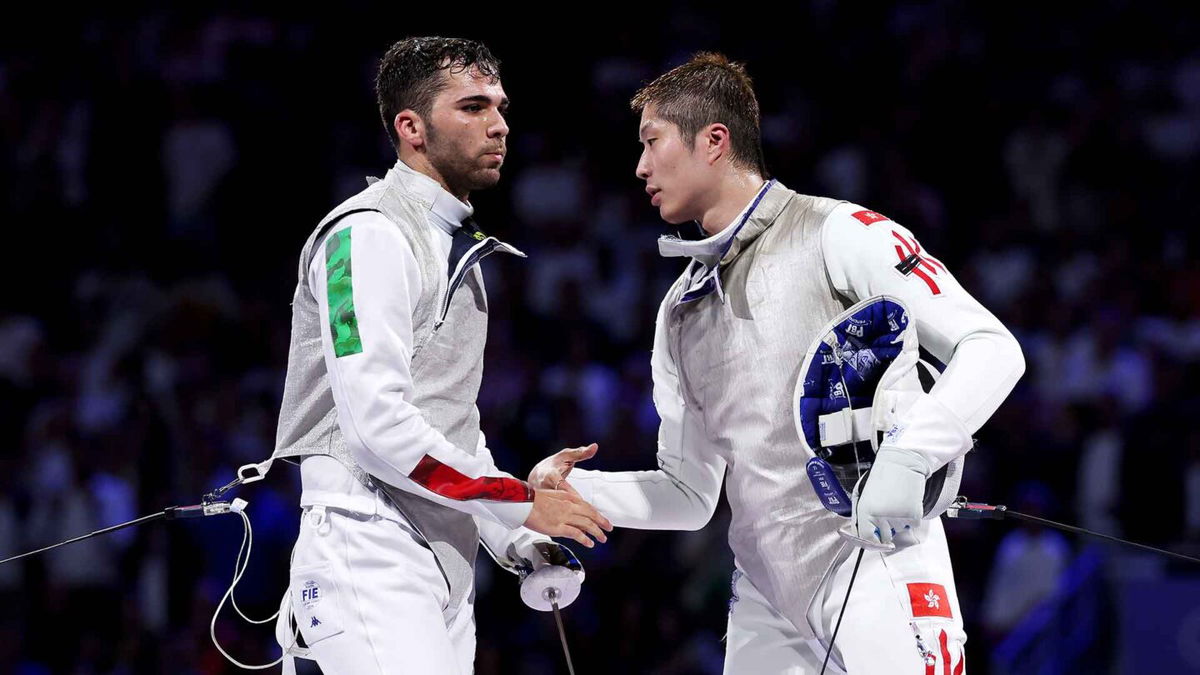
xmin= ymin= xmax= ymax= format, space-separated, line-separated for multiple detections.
xmin=2 ymin=2 xmax=1200 ymax=673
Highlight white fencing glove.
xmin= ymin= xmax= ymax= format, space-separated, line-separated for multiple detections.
xmin=852 ymin=446 xmax=928 ymax=550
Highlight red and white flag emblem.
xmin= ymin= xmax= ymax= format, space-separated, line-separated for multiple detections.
xmin=851 ymin=209 xmax=890 ymax=226
xmin=907 ymin=583 xmax=953 ymax=619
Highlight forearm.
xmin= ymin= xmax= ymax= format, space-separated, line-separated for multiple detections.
xmin=568 ymin=466 xmax=719 ymax=531
xmin=930 ymin=331 xmax=1025 ymax=434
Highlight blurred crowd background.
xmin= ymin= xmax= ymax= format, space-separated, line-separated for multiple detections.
xmin=2 ymin=3 xmax=1199 ymax=673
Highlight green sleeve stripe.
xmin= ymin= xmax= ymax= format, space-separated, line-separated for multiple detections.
xmin=326 ymin=229 xmax=363 ymax=357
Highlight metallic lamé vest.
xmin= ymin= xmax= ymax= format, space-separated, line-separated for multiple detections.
xmin=273 ymin=164 xmax=494 ymax=611
xmin=664 ymin=183 xmax=852 ymax=637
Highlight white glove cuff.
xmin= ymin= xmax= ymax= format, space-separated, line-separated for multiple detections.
xmin=878 ymin=393 xmax=972 ymax=475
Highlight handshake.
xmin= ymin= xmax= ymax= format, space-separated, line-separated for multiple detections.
xmin=521 ymin=443 xmax=612 ymax=549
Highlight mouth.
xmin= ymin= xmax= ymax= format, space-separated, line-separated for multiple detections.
xmin=646 ymin=186 xmax=662 ymax=207
xmin=484 ymin=150 xmax=505 ymax=163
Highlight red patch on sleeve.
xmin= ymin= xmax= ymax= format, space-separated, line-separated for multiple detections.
xmin=907 ymin=583 xmax=953 ymax=619
xmin=409 ymin=455 xmax=534 ymax=502
xmin=851 ymin=209 xmax=890 ymax=226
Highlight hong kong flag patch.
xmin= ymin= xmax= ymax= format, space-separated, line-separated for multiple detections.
xmin=907 ymin=583 xmax=953 ymax=619
xmin=851 ymin=209 xmax=890 ymax=226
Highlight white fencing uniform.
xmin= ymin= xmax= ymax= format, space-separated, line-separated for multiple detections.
xmin=279 ymin=505 xmax=476 ymax=674
xmin=726 ymin=519 xmax=966 ymax=674
xmin=271 ymin=159 xmax=546 ymax=674
xmin=569 ymin=181 xmax=1022 ymax=673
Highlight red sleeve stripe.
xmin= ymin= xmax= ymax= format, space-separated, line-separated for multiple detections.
xmin=913 ymin=267 xmax=941 ymax=296
xmin=936 ymin=630 xmax=966 ymax=675
xmin=892 ymin=230 xmax=948 ymax=273
xmin=409 ymin=455 xmax=534 ymax=502
xmin=894 ymin=244 xmax=942 ymax=296
xmin=891 ymin=231 xmax=942 ymax=275
xmin=892 ymin=233 xmax=943 ymax=295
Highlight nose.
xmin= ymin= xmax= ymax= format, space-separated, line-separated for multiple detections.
xmin=636 ymin=148 xmax=650 ymax=180
xmin=489 ymin=110 xmax=509 ymax=139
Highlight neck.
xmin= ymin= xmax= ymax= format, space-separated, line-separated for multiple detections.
xmin=398 ymin=151 xmax=471 ymax=203
xmin=697 ymin=171 xmax=767 ymax=236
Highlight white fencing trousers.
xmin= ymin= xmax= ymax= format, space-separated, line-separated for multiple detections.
xmin=275 ymin=505 xmax=475 ymax=675
xmin=725 ymin=518 xmax=967 ymax=674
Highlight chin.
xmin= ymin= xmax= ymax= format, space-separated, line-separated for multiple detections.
xmin=479 ymin=167 xmax=502 ymax=185
xmin=465 ymin=169 xmax=502 ymax=192
xmin=658 ymin=205 xmax=690 ymax=226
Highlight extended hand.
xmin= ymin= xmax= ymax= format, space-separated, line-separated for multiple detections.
xmin=528 ymin=443 xmax=599 ymax=494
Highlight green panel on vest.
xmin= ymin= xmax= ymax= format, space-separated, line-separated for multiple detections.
xmin=326 ymin=229 xmax=363 ymax=357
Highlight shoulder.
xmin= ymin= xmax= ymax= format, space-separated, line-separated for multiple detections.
xmin=321 ymin=211 xmax=409 ymax=251
xmin=761 ymin=190 xmax=848 ymax=250
xmin=821 ymin=201 xmax=902 ymax=241
xmin=819 ymin=201 xmax=934 ymax=264
xmin=821 ymin=201 xmax=960 ymax=303
xmin=309 ymin=211 xmax=417 ymax=277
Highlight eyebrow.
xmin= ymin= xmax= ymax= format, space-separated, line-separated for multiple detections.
xmin=456 ymin=94 xmax=509 ymax=108
xmin=638 ymin=121 xmax=655 ymax=140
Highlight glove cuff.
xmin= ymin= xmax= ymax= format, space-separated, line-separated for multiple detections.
xmin=874 ymin=446 xmax=933 ymax=478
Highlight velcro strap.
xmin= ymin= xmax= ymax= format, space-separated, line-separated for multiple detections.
xmin=818 ymin=407 xmax=875 ymax=446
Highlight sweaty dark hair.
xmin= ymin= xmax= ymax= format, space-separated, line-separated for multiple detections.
xmin=375 ymin=37 xmax=501 ymax=150
xmin=631 ymin=52 xmax=768 ymax=177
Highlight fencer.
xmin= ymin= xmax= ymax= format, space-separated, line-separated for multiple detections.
xmin=530 ymin=52 xmax=1024 ymax=674
xmin=266 ymin=36 xmax=610 ymax=675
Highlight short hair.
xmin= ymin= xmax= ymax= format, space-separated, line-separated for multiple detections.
xmin=631 ymin=52 xmax=767 ymax=176
xmin=375 ymin=37 xmax=501 ymax=150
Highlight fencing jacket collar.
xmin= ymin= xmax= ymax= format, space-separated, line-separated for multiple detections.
xmin=392 ymin=158 xmax=474 ymax=235
xmin=377 ymin=160 xmax=525 ymax=326
xmin=657 ymin=179 xmax=782 ymax=303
